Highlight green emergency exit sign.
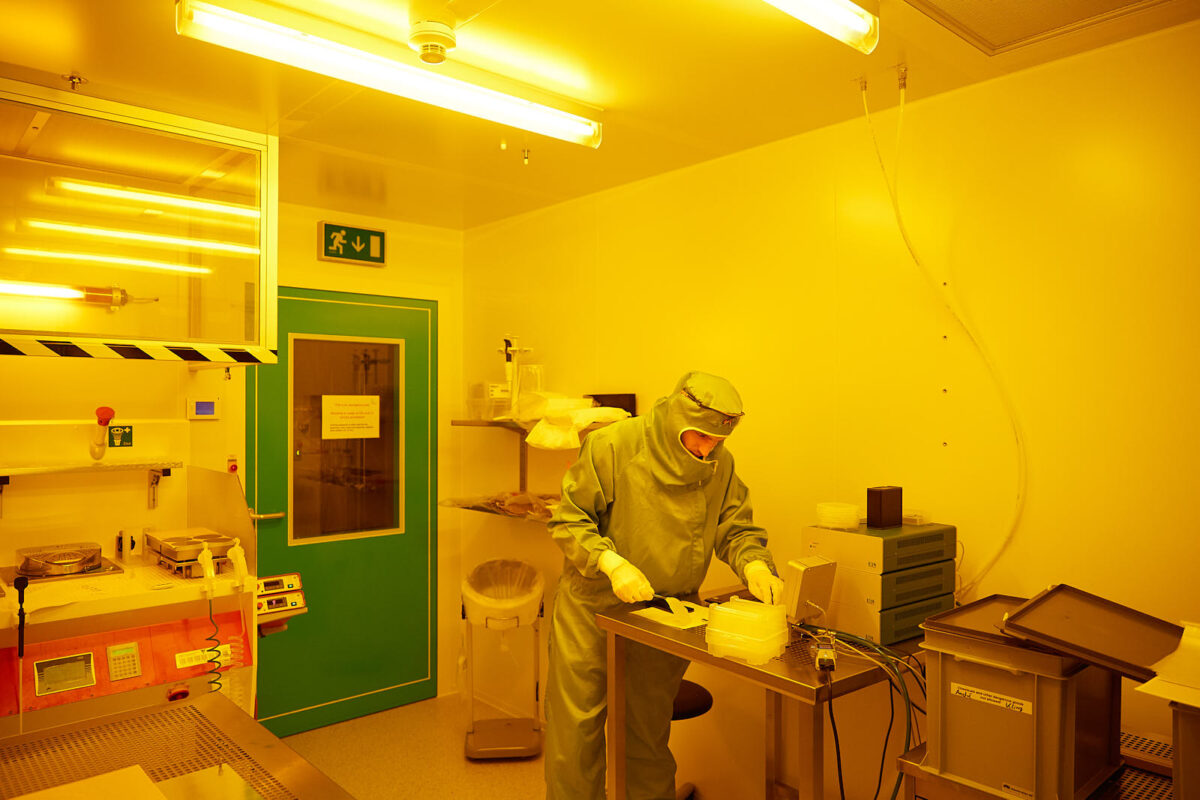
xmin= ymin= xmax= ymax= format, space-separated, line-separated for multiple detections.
xmin=319 ymin=221 xmax=386 ymax=266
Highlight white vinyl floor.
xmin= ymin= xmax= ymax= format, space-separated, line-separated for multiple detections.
xmin=284 ymin=695 xmax=545 ymax=800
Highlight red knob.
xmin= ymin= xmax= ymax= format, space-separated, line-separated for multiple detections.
xmin=96 ymin=406 xmax=115 ymax=426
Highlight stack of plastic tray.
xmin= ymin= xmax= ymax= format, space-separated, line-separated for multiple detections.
xmin=705 ymin=598 xmax=788 ymax=665
xmin=920 ymin=594 xmax=1123 ymax=799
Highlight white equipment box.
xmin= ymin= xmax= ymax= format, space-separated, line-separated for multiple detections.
xmin=799 ymin=523 xmax=955 ymax=574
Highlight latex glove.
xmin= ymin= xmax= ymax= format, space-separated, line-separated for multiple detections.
xmin=598 ymin=550 xmax=654 ymax=603
xmin=744 ymin=560 xmax=783 ymax=605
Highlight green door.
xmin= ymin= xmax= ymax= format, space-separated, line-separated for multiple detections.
xmin=247 ymin=287 xmax=437 ymax=736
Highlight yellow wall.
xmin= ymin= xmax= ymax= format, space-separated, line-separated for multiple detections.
xmin=461 ymin=19 xmax=1200 ymax=795
xmin=0 ymin=359 xmax=231 ymax=558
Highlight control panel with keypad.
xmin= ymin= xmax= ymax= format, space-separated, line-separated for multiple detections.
xmin=106 ymin=642 xmax=143 ymax=681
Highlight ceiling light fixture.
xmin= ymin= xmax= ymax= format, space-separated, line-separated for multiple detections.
xmin=26 ymin=220 xmax=260 ymax=255
xmin=761 ymin=0 xmax=879 ymax=54
xmin=3 ymin=247 xmax=212 ymax=275
xmin=175 ymin=0 xmax=603 ymax=148
xmin=50 ymin=178 xmax=261 ymax=218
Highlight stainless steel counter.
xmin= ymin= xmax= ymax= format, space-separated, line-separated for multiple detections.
xmin=0 ymin=692 xmax=354 ymax=800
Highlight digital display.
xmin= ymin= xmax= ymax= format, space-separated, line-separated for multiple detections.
xmin=195 ymin=401 xmax=216 ymax=415
xmin=35 ymin=653 xmax=95 ymax=695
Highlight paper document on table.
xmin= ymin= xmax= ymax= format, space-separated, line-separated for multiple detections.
xmin=632 ymin=598 xmax=709 ymax=629
xmin=24 ymin=579 xmax=121 ymax=615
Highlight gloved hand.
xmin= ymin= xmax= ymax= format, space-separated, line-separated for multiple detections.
xmin=744 ymin=560 xmax=784 ymax=605
xmin=598 ymin=550 xmax=654 ymax=603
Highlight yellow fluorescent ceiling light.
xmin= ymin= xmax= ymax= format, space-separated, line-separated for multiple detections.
xmin=51 ymin=178 xmax=261 ymax=219
xmin=175 ymin=0 xmax=603 ymax=148
xmin=3 ymin=247 xmax=212 ymax=275
xmin=0 ymin=280 xmax=86 ymax=300
xmin=762 ymin=0 xmax=879 ymax=54
xmin=27 ymin=220 xmax=260 ymax=255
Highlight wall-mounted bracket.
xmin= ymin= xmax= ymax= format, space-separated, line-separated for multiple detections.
xmin=148 ymin=467 xmax=172 ymax=510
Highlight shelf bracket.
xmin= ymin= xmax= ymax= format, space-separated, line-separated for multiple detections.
xmin=518 ymin=438 xmax=528 ymax=492
xmin=147 ymin=467 xmax=171 ymax=510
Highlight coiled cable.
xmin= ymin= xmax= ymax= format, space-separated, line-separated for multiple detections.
xmin=205 ymin=597 xmax=223 ymax=693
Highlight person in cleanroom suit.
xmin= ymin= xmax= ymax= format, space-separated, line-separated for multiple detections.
xmin=544 ymin=371 xmax=784 ymax=800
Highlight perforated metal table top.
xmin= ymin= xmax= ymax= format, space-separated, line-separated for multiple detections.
xmin=0 ymin=692 xmax=353 ymax=800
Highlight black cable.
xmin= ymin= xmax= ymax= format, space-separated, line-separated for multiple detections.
xmin=205 ymin=598 xmax=223 ymax=692
xmin=873 ymin=677 xmax=895 ymax=800
xmin=804 ymin=625 xmax=918 ymax=800
xmin=823 ymin=671 xmax=846 ymax=800
xmin=825 ymin=630 xmax=912 ymax=800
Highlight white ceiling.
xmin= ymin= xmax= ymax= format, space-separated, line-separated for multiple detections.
xmin=1 ymin=0 xmax=1197 ymax=229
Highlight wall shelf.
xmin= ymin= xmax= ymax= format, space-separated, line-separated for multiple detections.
xmin=1 ymin=461 xmax=183 ymax=478
xmin=0 ymin=461 xmax=183 ymax=517
xmin=448 ymin=417 xmax=613 ymax=522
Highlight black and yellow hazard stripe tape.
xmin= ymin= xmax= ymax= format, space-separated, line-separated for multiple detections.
xmin=0 ymin=335 xmax=277 ymax=364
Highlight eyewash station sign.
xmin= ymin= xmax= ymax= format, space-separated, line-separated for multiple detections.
xmin=319 ymin=221 xmax=386 ymax=266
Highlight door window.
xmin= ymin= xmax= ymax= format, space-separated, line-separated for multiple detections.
xmin=290 ymin=335 xmax=405 ymax=542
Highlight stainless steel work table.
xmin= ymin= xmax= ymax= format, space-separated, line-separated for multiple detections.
xmin=0 ymin=691 xmax=354 ymax=799
xmin=597 ymin=601 xmax=900 ymax=800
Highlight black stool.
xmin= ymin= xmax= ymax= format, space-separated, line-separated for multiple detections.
xmin=672 ymin=679 xmax=713 ymax=800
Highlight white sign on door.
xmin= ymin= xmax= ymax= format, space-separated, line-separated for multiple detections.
xmin=321 ymin=395 xmax=380 ymax=439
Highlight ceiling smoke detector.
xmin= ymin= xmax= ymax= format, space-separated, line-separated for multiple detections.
xmin=408 ymin=20 xmax=456 ymax=64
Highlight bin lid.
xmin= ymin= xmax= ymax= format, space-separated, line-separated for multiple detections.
xmin=921 ymin=594 xmax=1034 ymax=646
xmin=1000 ymin=584 xmax=1184 ymax=683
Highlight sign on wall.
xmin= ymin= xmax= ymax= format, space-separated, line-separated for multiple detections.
xmin=321 ymin=395 xmax=381 ymax=439
xmin=318 ymin=221 xmax=386 ymax=266
xmin=108 ymin=425 xmax=133 ymax=447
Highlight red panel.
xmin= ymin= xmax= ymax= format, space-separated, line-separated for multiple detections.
xmin=0 ymin=609 xmax=251 ymax=716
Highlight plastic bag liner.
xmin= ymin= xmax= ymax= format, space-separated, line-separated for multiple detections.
xmin=462 ymin=559 xmax=544 ymax=628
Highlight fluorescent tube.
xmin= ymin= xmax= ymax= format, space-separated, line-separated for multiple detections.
xmin=176 ymin=0 xmax=603 ymax=148
xmin=762 ymin=0 xmax=879 ymax=54
xmin=26 ymin=220 xmax=259 ymax=255
xmin=50 ymin=178 xmax=261 ymax=218
xmin=0 ymin=281 xmax=86 ymax=300
xmin=3 ymin=247 xmax=212 ymax=275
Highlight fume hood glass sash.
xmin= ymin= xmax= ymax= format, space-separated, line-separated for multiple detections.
xmin=0 ymin=77 xmax=277 ymax=358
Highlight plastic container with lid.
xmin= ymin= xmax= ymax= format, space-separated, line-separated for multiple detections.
xmin=920 ymin=595 xmax=1121 ymax=800
xmin=705 ymin=598 xmax=788 ymax=665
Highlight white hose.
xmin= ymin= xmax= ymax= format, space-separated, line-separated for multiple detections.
xmin=860 ymin=76 xmax=1028 ymax=601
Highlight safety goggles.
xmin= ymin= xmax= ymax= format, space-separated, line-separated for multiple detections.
xmin=681 ymin=387 xmax=744 ymax=428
